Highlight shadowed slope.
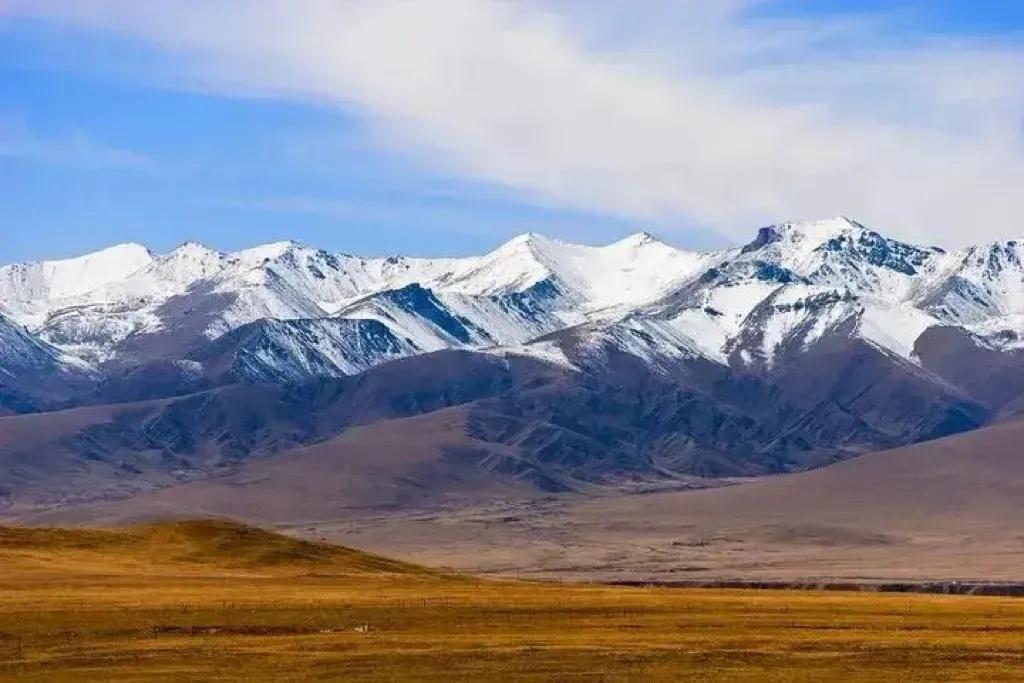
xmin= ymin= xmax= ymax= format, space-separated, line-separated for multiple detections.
xmin=572 ymin=414 xmax=1024 ymax=536
xmin=289 ymin=416 xmax=1024 ymax=583
xmin=36 ymin=409 xmax=546 ymax=525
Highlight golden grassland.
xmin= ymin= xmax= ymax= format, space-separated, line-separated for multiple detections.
xmin=2 ymin=520 xmax=1024 ymax=681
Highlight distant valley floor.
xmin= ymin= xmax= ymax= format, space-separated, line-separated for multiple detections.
xmin=295 ymin=487 xmax=1024 ymax=585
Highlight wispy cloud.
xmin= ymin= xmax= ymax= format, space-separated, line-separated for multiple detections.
xmin=6 ymin=1 xmax=1024 ymax=246
xmin=218 ymin=195 xmax=397 ymax=220
xmin=0 ymin=112 xmax=155 ymax=170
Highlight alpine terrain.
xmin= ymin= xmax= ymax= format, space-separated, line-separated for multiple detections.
xmin=3 ymin=216 xmax=1024 ymax=517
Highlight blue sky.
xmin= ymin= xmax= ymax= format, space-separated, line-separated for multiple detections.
xmin=761 ymin=1 xmax=1024 ymax=34
xmin=2 ymin=1 xmax=1024 ymax=263
xmin=1 ymin=28 xmax=639 ymax=261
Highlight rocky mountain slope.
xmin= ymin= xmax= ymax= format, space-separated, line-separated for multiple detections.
xmin=37 ymin=416 xmax=1024 ymax=585
xmin=4 ymin=216 xmax=1024 ymax=512
xmin=0 ymin=312 xmax=92 ymax=414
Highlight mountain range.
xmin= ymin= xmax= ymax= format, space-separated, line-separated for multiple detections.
xmin=5 ymin=216 xmax=1024 ymax=515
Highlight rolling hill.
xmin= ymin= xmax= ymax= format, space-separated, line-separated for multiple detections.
xmin=0 ymin=517 xmax=428 ymax=578
xmin=7 ymin=518 xmax=1024 ymax=680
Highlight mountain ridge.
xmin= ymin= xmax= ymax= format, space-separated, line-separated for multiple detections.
xmin=3 ymin=216 xmax=1024 ymax=512
xmin=8 ymin=215 xmax=1020 ymax=375
xmin=5 ymin=215 xmax=1024 ymax=411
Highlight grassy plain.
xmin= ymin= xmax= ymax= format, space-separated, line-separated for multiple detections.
xmin=2 ymin=520 xmax=1024 ymax=681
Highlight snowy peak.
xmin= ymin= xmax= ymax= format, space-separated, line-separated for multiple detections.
xmin=742 ymin=217 xmax=938 ymax=270
xmin=0 ymin=242 xmax=154 ymax=323
xmin=5 ymin=217 xmax=1024 ymax=385
xmin=951 ymin=240 xmax=1024 ymax=288
xmin=233 ymin=240 xmax=303 ymax=265
xmin=615 ymin=230 xmax=658 ymax=246
xmin=80 ymin=241 xmax=230 ymax=307
xmin=731 ymin=217 xmax=944 ymax=302
xmin=156 ymin=242 xmax=226 ymax=278
xmin=438 ymin=233 xmax=557 ymax=296
xmin=603 ymin=231 xmax=677 ymax=259
xmin=811 ymin=225 xmax=941 ymax=275
xmin=776 ymin=215 xmax=864 ymax=241
xmin=78 ymin=241 xmax=154 ymax=267
xmin=439 ymin=230 xmax=713 ymax=313
xmin=920 ymin=239 xmax=1024 ymax=324
xmin=741 ymin=216 xmax=863 ymax=251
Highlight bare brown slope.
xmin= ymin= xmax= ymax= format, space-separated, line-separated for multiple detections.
xmin=0 ymin=352 xmax=578 ymax=515
xmin=28 ymin=416 xmax=1024 ymax=583
xmin=0 ymin=387 xmax=297 ymax=513
xmin=24 ymin=408 xmax=549 ymax=525
xmin=0 ymin=400 xmax=156 ymax=450
xmin=0 ymin=398 xmax=174 ymax=510
xmin=310 ymin=417 xmax=1024 ymax=582
xmin=588 ymin=414 xmax=1024 ymax=531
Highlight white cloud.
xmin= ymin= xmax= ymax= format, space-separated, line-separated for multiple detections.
xmin=0 ymin=111 xmax=154 ymax=170
xmin=7 ymin=0 xmax=1024 ymax=246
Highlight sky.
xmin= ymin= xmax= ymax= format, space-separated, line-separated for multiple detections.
xmin=2 ymin=1 xmax=1024 ymax=263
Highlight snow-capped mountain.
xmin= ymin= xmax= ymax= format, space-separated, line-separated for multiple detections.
xmin=0 ymin=242 xmax=154 ymax=329
xmin=0 ymin=228 xmax=715 ymax=372
xmin=4 ymin=215 xmax=1024 ymax=398
xmin=10 ymin=216 xmax=1024 ymax=509
xmin=620 ymin=218 xmax=958 ymax=367
xmin=192 ymin=316 xmax=420 ymax=383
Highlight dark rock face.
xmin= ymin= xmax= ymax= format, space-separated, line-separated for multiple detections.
xmin=822 ymin=230 xmax=937 ymax=276
xmin=495 ymin=276 xmax=563 ymax=323
xmin=0 ymin=314 xmax=91 ymax=415
xmin=382 ymin=284 xmax=484 ymax=344
xmin=191 ymin=317 xmax=413 ymax=384
xmin=914 ymin=325 xmax=1024 ymax=417
xmin=92 ymin=360 xmax=214 ymax=405
xmin=741 ymin=226 xmax=783 ymax=254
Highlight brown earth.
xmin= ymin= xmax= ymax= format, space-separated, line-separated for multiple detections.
xmin=317 ymin=415 xmax=1024 ymax=582
xmin=16 ymin=416 xmax=1024 ymax=585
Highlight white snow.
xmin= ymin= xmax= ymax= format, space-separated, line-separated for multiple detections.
xmin=967 ymin=314 xmax=1024 ymax=351
xmin=233 ymin=240 xmax=299 ymax=265
xmin=485 ymin=338 xmax=577 ymax=369
xmin=0 ymin=243 xmax=153 ymax=327
xmin=2 ymin=217 xmax=1024 ymax=376
xmin=856 ymin=303 xmax=939 ymax=360
xmin=237 ymin=318 xmax=421 ymax=379
xmin=436 ymin=232 xmax=715 ymax=311
xmin=918 ymin=241 xmax=1024 ymax=323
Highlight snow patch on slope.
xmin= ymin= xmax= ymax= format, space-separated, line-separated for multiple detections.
xmin=857 ymin=304 xmax=940 ymax=360
xmin=484 ymin=338 xmax=577 ymax=370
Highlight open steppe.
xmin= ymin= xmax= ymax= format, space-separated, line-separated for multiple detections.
xmin=3 ymin=519 xmax=1024 ymax=681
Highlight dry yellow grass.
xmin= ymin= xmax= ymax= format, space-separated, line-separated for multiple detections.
xmin=2 ymin=519 xmax=1024 ymax=681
